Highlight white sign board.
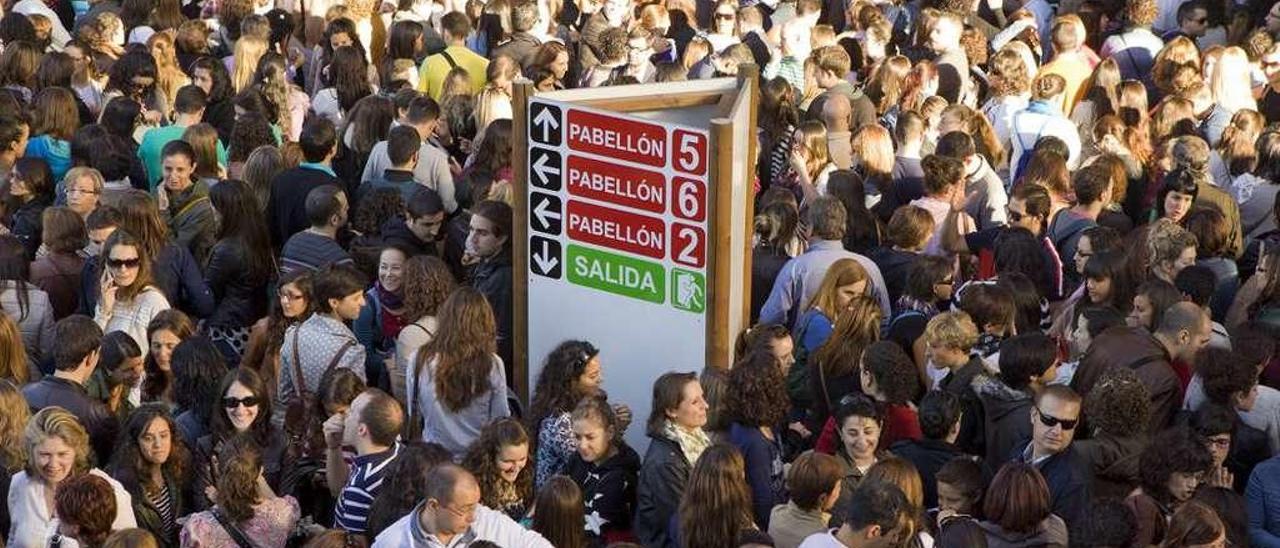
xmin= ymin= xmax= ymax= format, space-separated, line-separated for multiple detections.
xmin=525 ymin=97 xmax=711 ymax=450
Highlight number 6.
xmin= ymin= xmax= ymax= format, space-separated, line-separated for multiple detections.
xmin=672 ymin=178 xmax=705 ymax=222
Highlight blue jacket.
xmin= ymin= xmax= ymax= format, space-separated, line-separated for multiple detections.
xmin=1248 ymin=455 xmax=1280 ymax=547
xmin=728 ymin=422 xmax=787 ymax=529
xmin=1009 ymin=443 xmax=1091 ymax=532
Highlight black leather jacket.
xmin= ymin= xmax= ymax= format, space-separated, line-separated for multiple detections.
xmin=22 ymin=376 xmax=118 ymax=463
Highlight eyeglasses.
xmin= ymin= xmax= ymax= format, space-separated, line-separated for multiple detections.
xmin=107 ymin=257 xmax=141 ymax=270
xmin=1207 ymin=437 xmax=1232 ymax=448
xmin=67 ymin=187 xmax=100 ymax=195
xmin=1035 ymin=409 xmax=1078 ymax=431
xmin=716 ymin=12 xmax=735 ymax=19
xmin=278 ymin=291 xmax=305 ymax=301
xmin=223 ymin=396 xmax=261 ymax=409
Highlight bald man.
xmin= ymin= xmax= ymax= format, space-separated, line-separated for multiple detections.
xmin=372 ymin=464 xmax=553 ymax=547
xmin=822 ymin=93 xmax=854 ymax=170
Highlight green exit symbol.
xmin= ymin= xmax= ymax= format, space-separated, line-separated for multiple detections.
xmin=671 ymin=268 xmax=705 ymax=313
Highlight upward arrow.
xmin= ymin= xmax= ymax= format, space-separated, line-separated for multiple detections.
xmin=533 ymin=107 xmax=560 ymax=143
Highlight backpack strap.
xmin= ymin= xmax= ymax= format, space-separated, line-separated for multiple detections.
xmin=440 ymin=49 xmax=460 ymax=69
xmin=211 ymin=508 xmax=257 ymax=548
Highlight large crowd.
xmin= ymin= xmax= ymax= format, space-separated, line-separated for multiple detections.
xmin=0 ymin=0 xmax=1278 ymax=544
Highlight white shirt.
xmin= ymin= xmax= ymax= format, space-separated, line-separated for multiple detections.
xmin=1008 ymin=107 xmax=1083 ymax=175
xmin=798 ymin=531 xmax=847 ymax=548
xmin=7 ymin=469 xmax=137 ymax=548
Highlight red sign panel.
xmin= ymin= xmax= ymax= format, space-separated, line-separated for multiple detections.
xmin=671 ymin=129 xmax=707 ymax=176
xmin=567 ymin=109 xmax=667 ymax=168
xmin=566 ymin=154 xmax=666 ymax=214
xmin=670 ymin=177 xmax=706 ymax=222
xmin=671 ymin=223 xmax=705 ymax=268
xmin=567 ymin=200 xmax=666 ymax=259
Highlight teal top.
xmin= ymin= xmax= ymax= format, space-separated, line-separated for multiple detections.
xmin=138 ymin=125 xmax=229 ymax=190
xmin=25 ymin=135 xmax=71 ymax=182
xmin=299 ymin=162 xmax=336 ymax=177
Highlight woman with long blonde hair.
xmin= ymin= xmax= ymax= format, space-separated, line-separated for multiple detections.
xmin=811 ymin=296 xmax=882 ymax=431
xmin=864 ymin=55 xmax=911 ymax=120
xmin=146 ymin=33 xmax=189 ymax=112
xmin=1072 ymin=58 xmax=1122 ymax=150
xmin=851 ymin=124 xmax=895 ymax=204
xmin=1205 ymin=47 xmax=1256 ymax=146
xmin=230 ymin=35 xmax=269 ymax=93
xmin=410 ymin=287 xmax=510 ymax=459
xmin=677 ymin=444 xmax=756 ymax=548
xmin=0 ymin=315 xmax=28 ymax=384
xmin=0 ymin=379 xmax=30 ymax=482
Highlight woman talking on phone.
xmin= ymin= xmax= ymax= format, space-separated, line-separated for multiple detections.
xmin=94 ymin=230 xmax=172 ymax=351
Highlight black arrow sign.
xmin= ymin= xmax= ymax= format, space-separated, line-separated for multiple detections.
xmin=530 ymin=235 xmax=562 ymax=279
xmin=529 ymin=147 xmax=562 ymax=191
xmin=530 ymin=191 xmax=562 ymax=235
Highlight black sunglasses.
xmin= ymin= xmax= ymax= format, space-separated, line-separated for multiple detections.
xmin=1035 ymin=409 xmax=1078 ymax=430
xmin=107 ymin=257 xmax=141 ymax=269
xmin=223 ymin=396 xmax=261 ymax=409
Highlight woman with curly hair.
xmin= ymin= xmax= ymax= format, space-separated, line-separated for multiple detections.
xmin=227 ymin=112 xmax=278 ymax=178
xmin=1210 ymin=109 xmax=1264 ymax=187
xmin=54 ymin=473 xmax=119 ymax=548
xmin=1125 ymin=426 xmax=1214 ymax=547
xmin=103 ymin=49 xmax=167 ymax=124
xmin=0 ymin=379 xmax=29 ymax=535
xmin=1073 ymin=367 xmax=1150 ymax=499
xmin=364 ymin=441 xmax=452 ymax=538
xmin=252 ymin=52 xmax=308 ymax=142
xmin=334 ymin=94 xmax=395 ymax=190
xmin=676 ymin=444 xmax=756 ymax=548
xmin=146 ymin=33 xmax=188 ymax=113
xmin=461 ymin=418 xmax=533 ymax=520
xmin=527 ymin=340 xmax=609 ymax=489
xmin=108 ymin=404 xmax=191 ymax=547
xmin=1152 ymin=36 xmax=1201 ymax=99
xmin=179 ymin=435 xmax=300 ymax=547
xmin=725 ymin=349 xmax=790 ymax=529
xmin=9 ymin=407 xmax=136 ymax=548
xmin=241 ymin=269 xmax=313 ymax=402
xmin=859 ymin=341 xmax=923 ymax=447
xmin=409 ymin=286 xmax=509 ymax=458
xmin=393 ymin=256 xmax=455 ymax=401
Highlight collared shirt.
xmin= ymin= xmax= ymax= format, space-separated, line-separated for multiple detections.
xmin=1022 ymin=442 xmax=1054 ymax=468
xmin=757 ymin=239 xmax=892 ymax=329
xmin=299 ymin=162 xmax=337 ymax=177
xmin=335 ymin=442 xmax=403 ymax=532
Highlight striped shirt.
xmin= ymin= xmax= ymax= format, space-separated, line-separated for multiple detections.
xmin=335 ymin=442 xmax=402 ymax=533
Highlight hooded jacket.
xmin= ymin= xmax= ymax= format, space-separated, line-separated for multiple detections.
xmin=564 ymin=441 xmax=641 ymax=544
xmin=1074 ymin=326 xmax=1180 ymax=432
xmin=973 ymin=374 xmax=1033 ymax=466
xmin=1073 ymin=432 xmax=1146 ymax=500
xmin=978 ymin=516 xmax=1068 ymax=548
xmin=379 ymin=216 xmax=436 ymax=257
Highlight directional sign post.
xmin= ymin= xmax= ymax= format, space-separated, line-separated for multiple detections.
xmin=513 ymin=71 xmax=758 ymax=449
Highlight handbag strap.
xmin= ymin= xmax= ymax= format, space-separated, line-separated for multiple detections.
xmin=289 ymin=329 xmax=306 ymax=400
xmin=211 ymin=508 xmax=257 ymax=548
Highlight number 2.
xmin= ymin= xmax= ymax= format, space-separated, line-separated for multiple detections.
xmin=672 ymin=224 xmax=705 ymax=268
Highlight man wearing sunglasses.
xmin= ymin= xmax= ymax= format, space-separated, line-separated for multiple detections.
xmin=1015 ymin=384 xmax=1089 ymax=533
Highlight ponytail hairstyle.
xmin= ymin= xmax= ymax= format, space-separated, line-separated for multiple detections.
xmin=1218 ymin=109 xmax=1265 ymax=177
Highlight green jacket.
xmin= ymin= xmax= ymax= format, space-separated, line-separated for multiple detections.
xmin=166 ymin=180 xmax=217 ymax=266
xmin=130 ymin=470 xmax=186 ymax=548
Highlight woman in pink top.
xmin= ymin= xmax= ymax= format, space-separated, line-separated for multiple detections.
xmin=180 ymin=435 xmax=300 ymax=548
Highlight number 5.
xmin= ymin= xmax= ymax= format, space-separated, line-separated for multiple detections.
xmin=673 ymin=130 xmax=705 ymax=175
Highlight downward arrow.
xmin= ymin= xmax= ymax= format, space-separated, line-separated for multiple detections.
xmin=533 ymin=195 xmax=562 ymax=229
xmin=533 ymin=239 xmax=559 ymax=274
xmin=532 ymin=152 xmax=560 ymax=186
xmin=533 ymin=107 xmax=560 ymax=143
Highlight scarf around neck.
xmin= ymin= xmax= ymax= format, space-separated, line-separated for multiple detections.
xmin=662 ymin=420 xmax=711 ymax=464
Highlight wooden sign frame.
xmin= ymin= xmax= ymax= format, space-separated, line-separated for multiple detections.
xmin=511 ymin=67 xmax=760 ymax=406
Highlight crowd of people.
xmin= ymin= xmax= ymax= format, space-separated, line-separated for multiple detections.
xmin=0 ymin=0 xmax=1279 ymax=543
